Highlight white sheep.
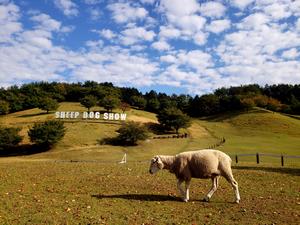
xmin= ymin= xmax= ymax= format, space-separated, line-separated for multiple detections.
xmin=149 ymin=149 xmax=240 ymax=203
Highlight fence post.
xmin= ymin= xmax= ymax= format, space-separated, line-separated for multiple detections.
xmin=256 ymin=153 xmax=260 ymax=164
xmin=281 ymin=155 xmax=284 ymax=167
xmin=235 ymin=155 xmax=238 ymax=164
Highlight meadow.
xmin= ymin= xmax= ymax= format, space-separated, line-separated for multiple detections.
xmin=0 ymin=103 xmax=299 ymax=224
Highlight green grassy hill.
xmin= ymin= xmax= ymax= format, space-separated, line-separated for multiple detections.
xmin=0 ymin=102 xmax=215 ymax=162
xmin=1 ymin=103 xmax=300 ymax=165
xmin=197 ymin=108 xmax=300 ymax=154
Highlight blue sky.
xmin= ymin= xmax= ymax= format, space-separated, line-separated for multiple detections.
xmin=0 ymin=0 xmax=299 ymax=95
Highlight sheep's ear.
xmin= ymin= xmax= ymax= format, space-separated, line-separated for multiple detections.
xmin=157 ymin=157 xmax=164 ymax=169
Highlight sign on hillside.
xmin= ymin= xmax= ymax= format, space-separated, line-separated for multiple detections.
xmin=55 ymin=111 xmax=127 ymax=121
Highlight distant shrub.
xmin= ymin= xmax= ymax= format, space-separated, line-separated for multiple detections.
xmin=38 ymin=97 xmax=59 ymax=113
xmin=253 ymin=95 xmax=283 ymax=111
xmin=0 ymin=127 xmax=23 ymax=150
xmin=240 ymin=97 xmax=255 ymax=111
xmin=28 ymin=120 xmax=65 ymax=146
xmin=116 ymin=121 xmax=149 ymax=145
xmin=157 ymin=107 xmax=191 ymax=134
xmin=0 ymin=100 xmax=10 ymax=115
xmin=99 ymin=95 xmax=121 ymax=112
xmin=131 ymin=95 xmax=147 ymax=109
xmin=80 ymin=95 xmax=97 ymax=112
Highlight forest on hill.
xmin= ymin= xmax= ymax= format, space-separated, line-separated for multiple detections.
xmin=0 ymin=81 xmax=300 ymax=116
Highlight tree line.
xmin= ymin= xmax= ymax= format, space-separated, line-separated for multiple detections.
xmin=1 ymin=82 xmax=300 ymax=150
xmin=0 ymin=82 xmax=299 ymax=116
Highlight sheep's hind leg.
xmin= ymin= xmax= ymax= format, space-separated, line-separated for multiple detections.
xmin=203 ymin=176 xmax=219 ymax=202
xmin=184 ymin=180 xmax=191 ymax=202
xmin=224 ymin=174 xmax=240 ymax=203
xmin=230 ymin=178 xmax=240 ymax=204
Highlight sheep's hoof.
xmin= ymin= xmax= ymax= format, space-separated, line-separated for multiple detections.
xmin=235 ymin=199 xmax=240 ymax=204
xmin=202 ymin=197 xmax=210 ymax=202
xmin=183 ymin=198 xmax=189 ymax=202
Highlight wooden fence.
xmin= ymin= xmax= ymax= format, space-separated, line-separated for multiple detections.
xmin=231 ymin=153 xmax=300 ymax=166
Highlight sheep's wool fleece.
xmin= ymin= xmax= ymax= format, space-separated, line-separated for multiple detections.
xmin=171 ymin=149 xmax=231 ymax=180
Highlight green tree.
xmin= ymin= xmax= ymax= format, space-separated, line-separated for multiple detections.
xmin=99 ymin=95 xmax=121 ymax=112
xmin=157 ymin=107 xmax=191 ymax=134
xmin=189 ymin=94 xmax=220 ymax=117
xmin=38 ymin=97 xmax=59 ymax=113
xmin=131 ymin=95 xmax=147 ymax=109
xmin=116 ymin=121 xmax=149 ymax=145
xmin=0 ymin=127 xmax=23 ymax=150
xmin=28 ymin=120 xmax=65 ymax=146
xmin=80 ymin=95 xmax=97 ymax=112
xmin=146 ymin=98 xmax=160 ymax=112
xmin=0 ymin=100 xmax=10 ymax=115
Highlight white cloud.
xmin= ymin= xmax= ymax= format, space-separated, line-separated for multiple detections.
xmin=290 ymin=0 xmax=300 ymax=16
xmin=159 ymin=0 xmax=207 ymax=45
xmin=175 ymin=14 xmax=206 ymax=33
xmin=230 ymin=0 xmax=254 ymax=10
xmin=177 ymin=50 xmax=213 ymax=72
xmin=121 ymin=26 xmax=155 ymax=45
xmin=22 ymin=30 xmax=53 ymax=49
xmin=89 ymin=8 xmax=101 ymax=20
xmin=30 ymin=13 xmax=61 ymax=31
xmin=282 ymin=48 xmax=299 ymax=59
xmin=263 ymin=3 xmax=291 ymax=20
xmin=193 ymin=32 xmax=207 ymax=46
xmin=85 ymin=39 xmax=104 ymax=49
xmin=152 ymin=40 xmax=171 ymax=51
xmin=159 ymin=26 xmax=181 ymax=39
xmin=159 ymin=0 xmax=199 ymax=17
xmin=296 ymin=18 xmax=300 ymax=31
xmin=107 ymin=2 xmax=148 ymax=24
xmin=160 ymin=54 xmax=177 ymax=63
xmin=98 ymin=29 xmax=116 ymax=40
xmin=0 ymin=2 xmax=22 ymax=42
xmin=237 ymin=13 xmax=269 ymax=30
xmin=54 ymin=0 xmax=78 ymax=17
xmin=206 ymin=19 xmax=231 ymax=33
xmin=200 ymin=2 xmax=226 ymax=18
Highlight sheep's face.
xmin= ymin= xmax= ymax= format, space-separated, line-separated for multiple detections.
xmin=149 ymin=156 xmax=164 ymax=174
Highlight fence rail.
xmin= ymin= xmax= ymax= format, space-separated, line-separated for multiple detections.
xmin=230 ymin=153 xmax=300 ymax=166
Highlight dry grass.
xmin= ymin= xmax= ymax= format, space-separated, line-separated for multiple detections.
xmin=0 ymin=162 xmax=299 ymax=225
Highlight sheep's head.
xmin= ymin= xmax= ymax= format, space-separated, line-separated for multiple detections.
xmin=149 ymin=156 xmax=164 ymax=174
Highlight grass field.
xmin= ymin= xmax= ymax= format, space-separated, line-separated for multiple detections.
xmin=0 ymin=103 xmax=300 ymax=224
xmin=0 ymin=162 xmax=299 ymax=225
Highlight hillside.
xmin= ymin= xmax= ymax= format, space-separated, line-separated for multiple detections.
xmin=197 ymin=108 xmax=300 ymax=155
xmin=1 ymin=104 xmax=300 ymax=165
xmin=0 ymin=102 xmax=214 ymax=162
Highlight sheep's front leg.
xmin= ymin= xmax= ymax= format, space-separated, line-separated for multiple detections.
xmin=204 ymin=176 xmax=219 ymax=202
xmin=177 ymin=180 xmax=186 ymax=201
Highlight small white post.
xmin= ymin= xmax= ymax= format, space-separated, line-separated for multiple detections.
xmin=119 ymin=153 xmax=127 ymax=164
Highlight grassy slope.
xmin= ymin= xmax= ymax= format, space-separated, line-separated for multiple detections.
xmin=0 ymin=102 xmax=216 ymax=162
xmin=1 ymin=104 xmax=300 ymax=163
xmin=197 ymin=108 xmax=300 ymax=154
